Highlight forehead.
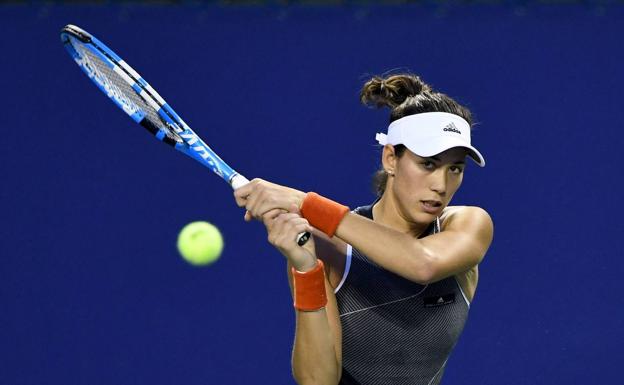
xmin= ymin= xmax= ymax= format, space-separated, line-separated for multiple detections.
xmin=409 ymin=147 xmax=469 ymax=163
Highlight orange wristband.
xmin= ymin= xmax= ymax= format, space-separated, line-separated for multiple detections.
xmin=300 ymin=192 xmax=349 ymax=237
xmin=292 ymin=260 xmax=327 ymax=311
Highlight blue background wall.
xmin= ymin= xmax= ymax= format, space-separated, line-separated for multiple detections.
xmin=1 ymin=2 xmax=623 ymax=384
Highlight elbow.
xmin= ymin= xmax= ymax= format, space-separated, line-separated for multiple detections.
xmin=411 ymin=247 xmax=438 ymax=285
xmin=413 ymin=270 xmax=436 ymax=286
xmin=296 ymin=378 xmax=339 ymax=385
xmin=293 ymin=363 xmax=341 ymax=385
xmin=294 ymin=373 xmax=340 ymax=385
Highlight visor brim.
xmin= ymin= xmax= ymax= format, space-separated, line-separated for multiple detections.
xmin=404 ymin=137 xmax=485 ymax=167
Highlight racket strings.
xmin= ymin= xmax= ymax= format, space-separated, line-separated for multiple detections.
xmin=76 ymin=44 xmax=182 ymax=144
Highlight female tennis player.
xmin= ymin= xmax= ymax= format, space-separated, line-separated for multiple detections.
xmin=234 ymin=73 xmax=494 ymax=385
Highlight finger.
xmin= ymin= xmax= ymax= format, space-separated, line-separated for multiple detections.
xmin=244 ymin=210 xmax=253 ymax=222
xmin=279 ymin=213 xmax=302 ymax=223
xmin=284 ymin=215 xmax=309 ymax=229
xmin=233 ymin=179 xmax=256 ymax=199
xmin=275 ymin=222 xmax=314 ymax=248
xmin=288 ymin=217 xmax=313 ymax=247
xmin=263 ymin=209 xmax=286 ymax=232
xmin=295 ymin=221 xmax=314 ymax=236
xmin=288 ymin=203 xmax=301 ymax=215
xmin=275 ymin=217 xmax=311 ymax=239
xmin=267 ymin=231 xmax=276 ymax=246
xmin=301 ymin=233 xmax=315 ymax=253
xmin=233 ymin=191 xmax=247 ymax=207
xmin=266 ymin=215 xmax=285 ymax=239
xmin=262 ymin=208 xmax=285 ymax=224
xmin=292 ymin=221 xmax=314 ymax=236
xmin=244 ymin=193 xmax=260 ymax=218
xmin=270 ymin=212 xmax=298 ymax=235
xmin=245 ymin=188 xmax=270 ymax=219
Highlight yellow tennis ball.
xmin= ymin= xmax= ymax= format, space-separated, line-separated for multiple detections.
xmin=176 ymin=221 xmax=223 ymax=266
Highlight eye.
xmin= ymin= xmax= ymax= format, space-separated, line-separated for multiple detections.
xmin=449 ymin=165 xmax=464 ymax=174
xmin=422 ymin=160 xmax=436 ymax=170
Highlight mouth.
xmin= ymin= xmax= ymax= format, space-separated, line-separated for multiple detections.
xmin=420 ymin=200 xmax=443 ymax=214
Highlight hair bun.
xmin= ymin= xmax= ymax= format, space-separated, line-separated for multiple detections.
xmin=360 ymin=74 xmax=432 ymax=109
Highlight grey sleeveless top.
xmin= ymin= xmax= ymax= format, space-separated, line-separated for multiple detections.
xmin=335 ymin=203 xmax=470 ymax=385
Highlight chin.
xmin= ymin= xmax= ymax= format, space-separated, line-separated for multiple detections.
xmin=412 ymin=211 xmax=438 ymax=224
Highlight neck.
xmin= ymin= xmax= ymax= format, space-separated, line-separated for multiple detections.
xmin=373 ymin=193 xmax=431 ymax=238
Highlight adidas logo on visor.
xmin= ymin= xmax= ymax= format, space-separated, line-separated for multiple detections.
xmin=443 ymin=122 xmax=461 ymax=134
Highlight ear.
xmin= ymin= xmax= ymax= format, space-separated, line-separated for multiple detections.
xmin=381 ymin=145 xmax=397 ymax=174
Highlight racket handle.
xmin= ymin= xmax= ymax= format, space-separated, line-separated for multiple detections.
xmin=231 ymin=173 xmax=310 ymax=246
xmin=230 ymin=173 xmax=251 ymax=190
xmin=297 ymin=231 xmax=311 ymax=246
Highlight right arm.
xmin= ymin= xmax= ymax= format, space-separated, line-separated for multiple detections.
xmin=266 ymin=210 xmax=342 ymax=385
xmin=288 ymin=260 xmax=342 ymax=385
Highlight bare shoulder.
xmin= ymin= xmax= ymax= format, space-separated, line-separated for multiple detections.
xmin=312 ymin=230 xmax=348 ymax=290
xmin=440 ymin=205 xmax=494 ymax=234
xmin=440 ymin=205 xmax=494 ymax=260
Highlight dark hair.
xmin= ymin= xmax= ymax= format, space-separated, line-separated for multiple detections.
xmin=360 ymin=73 xmax=473 ymax=196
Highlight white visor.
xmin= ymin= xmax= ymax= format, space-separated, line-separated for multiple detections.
xmin=375 ymin=112 xmax=485 ymax=167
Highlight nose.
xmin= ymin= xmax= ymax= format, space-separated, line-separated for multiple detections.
xmin=429 ymin=168 xmax=447 ymax=196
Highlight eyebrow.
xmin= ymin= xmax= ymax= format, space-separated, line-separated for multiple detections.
xmin=425 ymin=156 xmax=465 ymax=164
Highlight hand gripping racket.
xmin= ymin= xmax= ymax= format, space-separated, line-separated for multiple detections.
xmin=60 ymin=24 xmax=310 ymax=246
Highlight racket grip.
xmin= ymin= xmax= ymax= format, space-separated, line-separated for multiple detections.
xmin=230 ymin=173 xmax=250 ymax=190
xmin=232 ymin=173 xmax=309 ymax=246
xmin=297 ymin=231 xmax=311 ymax=246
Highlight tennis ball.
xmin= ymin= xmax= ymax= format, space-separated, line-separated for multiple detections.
xmin=177 ymin=221 xmax=223 ymax=266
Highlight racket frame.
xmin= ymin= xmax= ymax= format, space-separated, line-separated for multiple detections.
xmin=60 ymin=24 xmax=249 ymax=189
xmin=60 ymin=24 xmax=309 ymax=245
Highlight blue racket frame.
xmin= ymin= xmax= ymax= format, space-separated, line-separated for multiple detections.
xmin=60 ymin=24 xmax=248 ymax=189
xmin=60 ymin=24 xmax=310 ymax=246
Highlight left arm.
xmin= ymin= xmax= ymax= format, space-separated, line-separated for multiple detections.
xmin=335 ymin=206 xmax=493 ymax=284
xmin=234 ymin=179 xmax=493 ymax=285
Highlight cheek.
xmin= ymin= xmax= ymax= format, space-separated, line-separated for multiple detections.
xmin=449 ymin=174 xmax=463 ymax=194
xmin=394 ymin=167 xmax=427 ymax=198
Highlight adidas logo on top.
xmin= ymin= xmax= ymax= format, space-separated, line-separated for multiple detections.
xmin=443 ymin=122 xmax=461 ymax=134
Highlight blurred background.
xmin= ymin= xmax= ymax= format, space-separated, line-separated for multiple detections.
xmin=1 ymin=1 xmax=623 ymax=384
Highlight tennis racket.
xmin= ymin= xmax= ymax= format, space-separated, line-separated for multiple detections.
xmin=60 ymin=24 xmax=310 ymax=246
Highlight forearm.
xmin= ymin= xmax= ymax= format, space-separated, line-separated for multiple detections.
xmin=335 ymin=213 xmax=434 ymax=284
xmin=292 ymin=309 xmax=341 ymax=385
